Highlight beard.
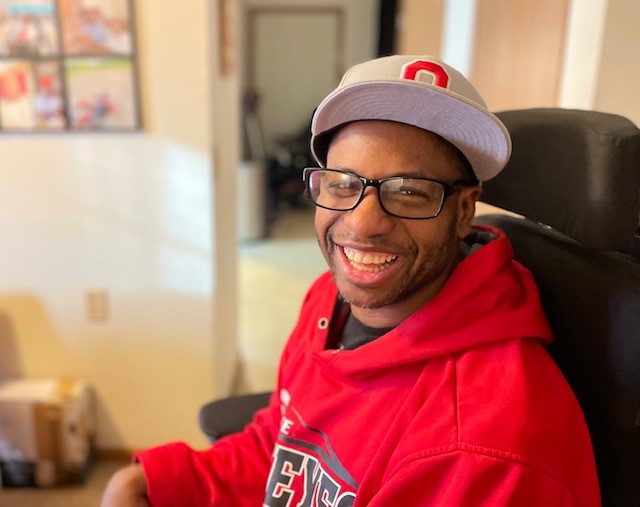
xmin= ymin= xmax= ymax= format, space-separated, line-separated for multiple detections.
xmin=322 ymin=217 xmax=461 ymax=311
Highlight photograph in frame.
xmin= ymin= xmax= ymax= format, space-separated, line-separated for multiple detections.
xmin=0 ymin=58 xmax=65 ymax=129
xmin=0 ymin=0 xmax=59 ymax=57
xmin=0 ymin=59 xmax=35 ymax=128
xmin=0 ymin=0 xmax=139 ymax=132
xmin=65 ymin=56 xmax=137 ymax=129
xmin=59 ymin=0 xmax=132 ymax=56
xmin=33 ymin=59 xmax=66 ymax=129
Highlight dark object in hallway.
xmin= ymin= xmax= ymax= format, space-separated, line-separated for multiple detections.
xmin=267 ymin=120 xmax=313 ymax=210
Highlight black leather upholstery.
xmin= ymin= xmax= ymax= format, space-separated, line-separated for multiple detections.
xmin=477 ymin=108 xmax=640 ymax=506
xmin=199 ymin=392 xmax=272 ymax=441
xmin=485 ymin=109 xmax=640 ymax=255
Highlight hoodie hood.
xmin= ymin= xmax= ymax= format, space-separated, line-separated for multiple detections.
xmin=313 ymin=224 xmax=552 ymax=378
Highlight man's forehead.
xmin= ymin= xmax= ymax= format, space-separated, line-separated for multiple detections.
xmin=330 ymin=120 xmax=447 ymax=145
xmin=329 ymin=121 xmax=461 ymax=158
xmin=327 ymin=121 xmax=473 ymax=181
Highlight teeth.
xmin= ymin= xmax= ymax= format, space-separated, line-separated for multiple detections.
xmin=343 ymin=247 xmax=397 ymax=272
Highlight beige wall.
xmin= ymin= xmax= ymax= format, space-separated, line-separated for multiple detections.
xmin=470 ymin=0 xmax=570 ymax=111
xmin=397 ymin=0 xmax=640 ymax=129
xmin=397 ymin=0 xmax=443 ymax=56
xmin=0 ymin=0 xmax=226 ymax=451
xmin=594 ymin=0 xmax=640 ymax=126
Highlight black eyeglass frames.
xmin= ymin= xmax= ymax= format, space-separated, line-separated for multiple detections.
xmin=303 ymin=168 xmax=477 ymax=220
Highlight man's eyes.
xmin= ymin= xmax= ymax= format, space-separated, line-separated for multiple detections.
xmin=390 ymin=185 xmax=438 ymax=200
xmin=326 ymin=179 xmax=359 ymax=191
xmin=397 ymin=186 xmax=426 ymax=196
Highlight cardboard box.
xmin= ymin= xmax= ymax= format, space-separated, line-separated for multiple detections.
xmin=0 ymin=378 xmax=95 ymax=488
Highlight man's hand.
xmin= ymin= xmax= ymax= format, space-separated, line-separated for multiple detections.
xmin=100 ymin=464 xmax=150 ymax=507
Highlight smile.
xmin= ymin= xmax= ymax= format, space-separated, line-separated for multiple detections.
xmin=342 ymin=246 xmax=398 ymax=273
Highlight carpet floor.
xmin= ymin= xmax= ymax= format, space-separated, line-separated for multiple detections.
xmin=0 ymin=460 xmax=127 ymax=507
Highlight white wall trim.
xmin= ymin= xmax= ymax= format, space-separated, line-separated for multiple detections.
xmin=441 ymin=0 xmax=477 ymax=77
xmin=558 ymin=0 xmax=609 ymax=109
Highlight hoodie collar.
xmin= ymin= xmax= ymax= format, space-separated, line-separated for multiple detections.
xmin=316 ymin=225 xmax=552 ymax=378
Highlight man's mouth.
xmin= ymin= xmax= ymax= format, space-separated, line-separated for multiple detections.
xmin=342 ymin=246 xmax=398 ymax=273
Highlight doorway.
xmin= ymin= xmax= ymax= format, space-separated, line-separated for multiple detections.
xmin=246 ymin=6 xmax=345 ymax=154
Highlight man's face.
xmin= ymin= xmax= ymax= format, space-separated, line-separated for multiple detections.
xmin=315 ymin=120 xmax=480 ymax=327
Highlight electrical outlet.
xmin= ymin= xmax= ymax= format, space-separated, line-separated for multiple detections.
xmin=85 ymin=289 xmax=109 ymax=322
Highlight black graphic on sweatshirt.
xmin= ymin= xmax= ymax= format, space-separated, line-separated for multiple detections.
xmin=264 ymin=406 xmax=358 ymax=507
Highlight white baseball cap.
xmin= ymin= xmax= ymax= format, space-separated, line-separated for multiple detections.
xmin=311 ymin=55 xmax=511 ymax=182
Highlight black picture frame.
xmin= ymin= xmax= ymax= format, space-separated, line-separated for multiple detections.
xmin=0 ymin=0 xmax=141 ymax=132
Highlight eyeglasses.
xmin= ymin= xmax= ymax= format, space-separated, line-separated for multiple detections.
xmin=303 ymin=168 xmax=477 ymax=220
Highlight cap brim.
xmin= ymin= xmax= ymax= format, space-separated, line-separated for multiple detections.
xmin=311 ymin=81 xmax=511 ymax=181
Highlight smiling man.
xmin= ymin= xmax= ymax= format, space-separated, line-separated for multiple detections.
xmin=310 ymin=120 xmax=480 ymax=329
xmin=102 ymin=56 xmax=600 ymax=507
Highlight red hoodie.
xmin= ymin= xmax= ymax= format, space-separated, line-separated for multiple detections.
xmin=137 ymin=226 xmax=600 ymax=506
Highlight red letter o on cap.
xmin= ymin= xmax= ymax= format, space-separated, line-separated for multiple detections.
xmin=402 ymin=60 xmax=450 ymax=89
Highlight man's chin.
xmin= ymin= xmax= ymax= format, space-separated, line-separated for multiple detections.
xmin=335 ymin=282 xmax=402 ymax=311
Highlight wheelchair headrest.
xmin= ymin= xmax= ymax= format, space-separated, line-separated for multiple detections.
xmin=481 ymin=108 xmax=640 ymax=254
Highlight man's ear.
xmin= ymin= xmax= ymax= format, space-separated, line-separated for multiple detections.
xmin=455 ymin=185 xmax=483 ymax=239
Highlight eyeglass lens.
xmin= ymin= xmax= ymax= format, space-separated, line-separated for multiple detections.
xmin=306 ymin=169 xmax=446 ymax=219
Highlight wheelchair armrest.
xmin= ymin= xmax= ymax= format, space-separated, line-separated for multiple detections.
xmin=199 ymin=391 xmax=273 ymax=441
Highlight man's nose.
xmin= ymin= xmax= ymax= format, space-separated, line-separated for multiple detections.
xmin=341 ymin=188 xmax=395 ymax=237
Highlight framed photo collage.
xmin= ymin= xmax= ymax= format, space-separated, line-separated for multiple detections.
xmin=0 ymin=0 xmax=139 ymax=132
